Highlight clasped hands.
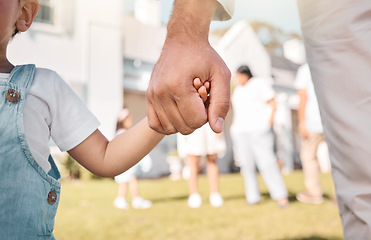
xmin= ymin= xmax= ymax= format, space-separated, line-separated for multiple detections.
xmin=146 ymin=37 xmax=231 ymax=135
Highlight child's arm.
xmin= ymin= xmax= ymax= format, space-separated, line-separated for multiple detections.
xmin=68 ymin=78 xmax=207 ymax=178
xmin=68 ymin=117 xmax=164 ymax=177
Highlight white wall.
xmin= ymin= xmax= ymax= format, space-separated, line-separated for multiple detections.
xmin=8 ymin=0 xmax=124 ymax=140
xmin=215 ymin=20 xmax=272 ymax=79
xmin=122 ymin=16 xmax=166 ymax=63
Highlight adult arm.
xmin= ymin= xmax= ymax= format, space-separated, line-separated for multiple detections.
xmin=297 ymin=89 xmax=309 ymax=138
xmin=68 ymin=118 xmax=164 ymax=177
xmin=146 ymin=0 xmax=231 ymax=135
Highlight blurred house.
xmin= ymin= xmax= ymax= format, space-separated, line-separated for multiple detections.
xmin=215 ymin=20 xmax=272 ymax=79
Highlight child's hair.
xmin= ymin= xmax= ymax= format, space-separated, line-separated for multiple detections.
xmin=12 ymin=29 xmax=19 ymax=38
xmin=116 ymin=108 xmax=131 ymax=131
xmin=237 ymin=65 xmax=253 ymax=79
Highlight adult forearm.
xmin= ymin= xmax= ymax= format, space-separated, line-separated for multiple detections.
xmin=268 ymin=99 xmax=277 ymax=126
xmin=167 ymin=0 xmax=219 ymax=42
xmin=297 ymin=90 xmax=307 ymax=125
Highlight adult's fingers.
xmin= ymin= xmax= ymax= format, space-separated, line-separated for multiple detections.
xmin=177 ymin=90 xmax=208 ymax=131
xmin=146 ymin=84 xmax=178 ymax=134
xmin=204 ymin=81 xmax=210 ymax=93
xmin=146 ymin=97 xmax=166 ymax=134
xmin=147 ymin=87 xmax=201 ymax=135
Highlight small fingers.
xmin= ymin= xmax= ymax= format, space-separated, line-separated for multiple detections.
xmin=193 ymin=78 xmax=203 ymax=90
xmin=198 ymin=86 xmax=208 ymax=103
xmin=204 ymin=81 xmax=210 ymax=94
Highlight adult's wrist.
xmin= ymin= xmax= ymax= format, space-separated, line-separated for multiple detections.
xmin=167 ymin=0 xmax=218 ymax=42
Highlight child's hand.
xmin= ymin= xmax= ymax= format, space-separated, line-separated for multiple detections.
xmin=193 ymin=78 xmax=210 ymax=103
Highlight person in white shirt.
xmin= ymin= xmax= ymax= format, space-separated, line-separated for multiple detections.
xmin=294 ymin=63 xmax=326 ymax=204
xmin=177 ymin=123 xmax=225 ymax=208
xmin=230 ymin=65 xmax=289 ymax=207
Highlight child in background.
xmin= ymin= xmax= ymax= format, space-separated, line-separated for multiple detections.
xmin=113 ymin=109 xmax=153 ymax=209
xmin=0 ymin=1 xmax=165 ymax=238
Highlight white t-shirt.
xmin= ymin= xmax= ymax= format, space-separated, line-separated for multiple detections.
xmin=0 ymin=68 xmax=100 ymax=173
xmin=231 ymin=77 xmax=275 ymax=134
xmin=294 ymin=64 xmax=323 ymax=133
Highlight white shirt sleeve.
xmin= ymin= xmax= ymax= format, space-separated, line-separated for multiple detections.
xmin=214 ymin=0 xmax=235 ymax=21
xmin=257 ymin=79 xmax=275 ymax=102
xmin=48 ymin=71 xmax=100 ymax=152
xmin=294 ymin=64 xmax=311 ymax=90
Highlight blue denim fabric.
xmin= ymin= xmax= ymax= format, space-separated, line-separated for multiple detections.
xmin=0 ymin=65 xmax=61 ymax=239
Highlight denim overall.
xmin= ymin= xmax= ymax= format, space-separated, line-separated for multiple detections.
xmin=0 ymin=65 xmax=61 ymax=239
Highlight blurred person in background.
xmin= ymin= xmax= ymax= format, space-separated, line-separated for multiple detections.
xmin=113 ymin=109 xmax=152 ymax=209
xmin=230 ymin=65 xmax=289 ymax=208
xmin=177 ymin=124 xmax=226 ymax=208
xmin=294 ymin=63 xmax=326 ymax=205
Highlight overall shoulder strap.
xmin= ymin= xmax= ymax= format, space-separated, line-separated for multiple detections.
xmin=8 ymin=64 xmax=36 ymax=91
xmin=7 ymin=64 xmax=36 ymax=101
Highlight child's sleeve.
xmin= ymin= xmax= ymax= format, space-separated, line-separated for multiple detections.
xmin=49 ymin=72 xmax=100 ymax=152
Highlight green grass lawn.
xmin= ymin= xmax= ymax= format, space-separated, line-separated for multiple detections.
xmin=54 ymin=171 xmax=343 ymax=240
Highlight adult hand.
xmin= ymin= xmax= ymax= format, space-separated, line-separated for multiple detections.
xmin=146 ymin=0 xmax=231 ymax=135
xmin=146 ymin=37 xmax=230 ymax=135
xmin=298 ymin=122 xmax=309 ymax=139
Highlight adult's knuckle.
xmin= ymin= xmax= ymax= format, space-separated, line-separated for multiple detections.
xmin=178 ymin=127 xmax=195 ymax=136
xmin=163 ymin=125 xmax=177 ymax=135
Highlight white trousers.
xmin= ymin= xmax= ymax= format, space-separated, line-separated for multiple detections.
xmin=297 ymin=0 xmax=371 ymax=238
xmin=231 ymin=129 xmax=288 ymax=204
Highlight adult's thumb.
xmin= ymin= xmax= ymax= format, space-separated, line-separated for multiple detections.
xmin=208 ymin=73 xmax=231 ymax=133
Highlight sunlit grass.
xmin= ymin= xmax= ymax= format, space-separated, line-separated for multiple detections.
xmin=54 ymin=171 xmax=343 ymax=240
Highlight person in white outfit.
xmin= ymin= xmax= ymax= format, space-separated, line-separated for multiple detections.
xmin=294 ymin=63 xmax=327 ymax=204
xmin=230 ymin=65 xmax=289 ymax=207
xmin=177 ymin=122 xmax=225 ymax=208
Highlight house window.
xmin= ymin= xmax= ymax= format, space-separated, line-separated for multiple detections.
xmin=35 ymin=0 xmax=55 ymax=24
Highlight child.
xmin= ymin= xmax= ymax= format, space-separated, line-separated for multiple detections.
xmin=0 ymin=1 xmax=167 ymax=238
xmin=113 ymin=109 xmax=153 ymax=209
